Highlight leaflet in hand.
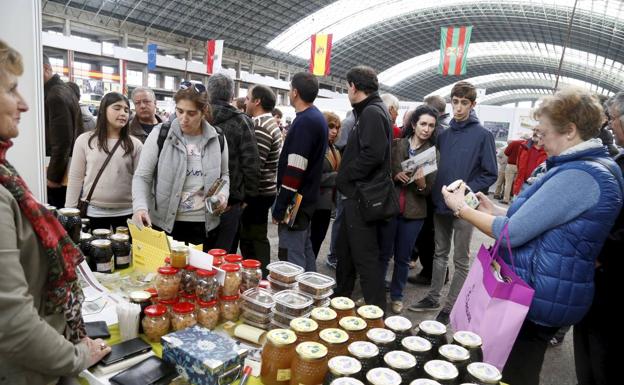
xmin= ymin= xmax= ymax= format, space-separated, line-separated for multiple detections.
xmin=400 ymin=146 xmax=437 ymax=184
xmin=205 ymin=178 xmax=226 ymax=215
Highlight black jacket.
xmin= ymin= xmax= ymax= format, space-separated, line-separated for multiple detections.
xmin=336 ymin=92 xmax=392 ymax=199
xmin=129 ymin=114 xmax=163 ymax=143
xmin=44 ymin=74 xmax=83 ymax=183
xmin=211 ymin=102 xmax=260 ymax=204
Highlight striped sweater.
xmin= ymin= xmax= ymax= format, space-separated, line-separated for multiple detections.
xmin=253 ymin=114 xmax=283 ymax=196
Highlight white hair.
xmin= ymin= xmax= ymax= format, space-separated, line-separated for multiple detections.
xmin=380 ymin=93 xmax=399 ymax=111
xmin=131 ymin=87 xmax=156 ymax=101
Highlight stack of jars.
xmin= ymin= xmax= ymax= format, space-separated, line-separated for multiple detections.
xmin=240 ymin=287 xmax=274 ymax=329
xmin=267 ymin=261 xmax=304 ymax=292
xmin=296 ymin=272 xmax=335 ymax=307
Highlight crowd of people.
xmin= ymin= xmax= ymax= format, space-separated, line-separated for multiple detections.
xmin=1 ymin=37 xmax=621 ymax=385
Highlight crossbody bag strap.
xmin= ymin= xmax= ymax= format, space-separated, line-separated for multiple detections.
xmin=84 ymin=139 xmax=123 ymax=203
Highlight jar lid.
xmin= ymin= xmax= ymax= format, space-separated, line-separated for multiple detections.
xmin=330 ymin=297 xmax=355 ymax=310
xmin=267 ymin=329 xmax=297 ymax=345
xmin=93 ymin=228 xmax=112 ymax=236
xmin=181 ymin=292 xmax=196 ymax=300
xmin=311 ymin=306 xmax=337 ymax=321
xmin=266 ymin=261 xmax=305 ymax=278
xmin=158 ymin=297 xmax=179 ymax=305
xmin=145 ymin=287 xmax=158 ymax=298
xmin=208 ymin=248 xmax=227 ymax=257
xmin=221 ymin=295 xmax=240 ymax=301
xmin=419 ymin=320 xmax=446 ymax=336
xmin=384 ymin=350 xmax=417 ymax=370
xmin=110 ymin=233 xmax=129 ymax=241
xmin=80 ymin=232 xmax=93 ymax=240
xmin=439 ymin=344 xmax=470 ymax=362
xmin=221 ymin=263 xmax=241 ymax=272
xmin=196 ymin=268 xmax=217 ymax=277
xmin=295 ymin=341 xmax=327 ymax=360
xmin=144 ymin=304 xmax=167 ymax=317
xmin=164 ymin=257 xmax=171 ymax=264
xmin=197 ymin=299 xmax=218 ymax=308
xmin=330 ymin=378 xmax=365 ymax=385
xmin=241 ymin=259 xmax=261 ymax=268
xmin=158 ymin=266 xmax=179 ymax=275
xmin=367 ymin=328 xmax=396 ymax=344
xmin=184 ymin=265 xmax=197 ymax=271
xmin=347 ymin=341 xmax=379 ymax=358
xmin=328 ymin=355 xmax=362 ymax=376
xmin=59 ymin=208 xmax=80 ymax=216
xmin=225 ymin=254 xmax=243 ymax=263
xmin=423 ymin=360 xmax=459 ymax=381
xmin=295 ymin=272 xmax=336 ymax=290
xmin=241 ymin=287 xmax=274 ymax=309
xmin=129 ymin=290 xmax=151 ymax=302
xmin=384 ymin=315 xmax=413 ymax=332
xmin=466 ymin=362 xmax=502 ymax=382
xmin=401 ymin=336 xmax=432 ymax=352
xmin=290 ymin=317 xmax=318 ymax=332
xmin=319 ymin=328 xmax=349 ymax=344
xmin=366 ymin=367 xmax=402 ymax=385
xmin=453 ymin=331 xmax=483 ymax=348
xmin=171 ymin=245 xmax=189 ymax=252
xmin=91 ymin=239 xmax=112 ymax=248
xmin=339 ymin=316 xmax=367 ymax=331
xmin=115 ymin=226 xmax=129 ymax=232
xmin=357 ymin=305 xmax=384 ymax=319
xmin=172 ymin=302 xmax=195 ymax=314
xmin=409 ymin=380 xmax=442 ymax=385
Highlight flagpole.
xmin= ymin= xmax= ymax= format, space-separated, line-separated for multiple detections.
xmin=554 ymin=0 xmax=578 ymax=92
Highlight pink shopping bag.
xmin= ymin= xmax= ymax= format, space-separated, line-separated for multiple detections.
xmin=450 ymin=225 xmax=534 ymax=370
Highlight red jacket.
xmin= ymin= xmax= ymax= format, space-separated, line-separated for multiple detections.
xmin=392 ymin=124 xmax=402 ymax=139
xmin=513 ymin=140 xmax=547 ymax=195
xmin=504 ymin=139 xmax=524 ymax=165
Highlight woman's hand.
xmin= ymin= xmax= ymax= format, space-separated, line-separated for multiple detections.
xmin=394 ymin=171 xmax=411 ymax=184
xmin=414 ymin=167 xmax=426 ymax=189
xmin=212 ymin=194 xmax=228 ymax=215
xmin=441 ymin=183 xmax=467 ymax=213
xmin=475 ymin=192 xmax=495 ymax=215
xmin=81 ymin=337 xmax=111 ymax=367
xmin=132 ymin=209 xmax=151 ymax=229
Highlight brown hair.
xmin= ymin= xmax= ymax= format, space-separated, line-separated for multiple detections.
xmin=323 ymin=111 xmax=341 ymax=142
xmin=174 ymin=88 xmax=212 ymax=122
xmin=0 ymin=40 xmax=24 ymax=83
xmin=533 ymin=87 xmax=603 ymax=140
xmin=450 ymin=81 xmax=477 ymax=102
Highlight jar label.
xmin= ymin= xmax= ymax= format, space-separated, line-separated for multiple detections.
xmin=116 ymin=255 xmax=131 ymax=265
xmin=331 ymin=297 xmax=355 ymax=309
xmin=276 ymin=369 xmax=291 ymax=381
xmin=439 ymin=344 xmax=469 ymax=361
xmin=96 ymin=261 xmax=113 ymax=272
xmin=357 ymin=305 xmax=383 ymax=319
xmin=419 ymin=320 xmax=446 ymax=335
xmin=384 ymin=316 xmax=412 ymax=331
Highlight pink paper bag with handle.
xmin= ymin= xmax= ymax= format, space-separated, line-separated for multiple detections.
xmin=450 ymin=225 xmax=534 ymax=370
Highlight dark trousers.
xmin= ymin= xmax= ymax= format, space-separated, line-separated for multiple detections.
xmin=574 ymin=267 xmax=608 ymax=385
xmin=239 ymin=195 xmax=274 ymax=277
xmin=310 ymin=209 xmax=332 ymax=258
xmin=411 ymin=196 xmax=435 ymax=277
xmin=88 ymin=215 xmax=132 ymax=232
xmin=214 ymin=203 xmax=243 ymax=253
xmin=169 ymin=221 xmax=218 ymax=252
xmin=335 ymin=199 xmax=387 ymax=311
xmin=47 ymin=186 xmax=67 ymax=209
xmin=502 ymin=319 xmax=559 ymax=385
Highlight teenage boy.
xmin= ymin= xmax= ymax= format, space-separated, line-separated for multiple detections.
xmin=409 ymin=81 xmax=498 ymax=324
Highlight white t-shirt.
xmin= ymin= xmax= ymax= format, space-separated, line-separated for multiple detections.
xmin=176 ymin=134 xmax=205 ymax=222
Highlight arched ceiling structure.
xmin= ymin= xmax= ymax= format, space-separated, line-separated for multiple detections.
xmin=48 ymin=0 xmax=624 ymax=104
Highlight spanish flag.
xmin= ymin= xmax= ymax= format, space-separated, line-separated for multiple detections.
xmin=310 ymin=34 xmax=333 ymax=76
xmin=438 ymin=26 xmax=472 ymax=76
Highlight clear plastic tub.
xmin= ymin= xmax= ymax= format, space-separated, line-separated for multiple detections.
xmin=241 ymin=314 xmax=272 ymax=330
xmin=241 ymin=287 xmax=275 ymax=314
xmin=313 ymin=295 xmax=332 ymax=307
xmin=267 ymin=275 xmax=298 ymax=292
xmin=267 ymin=261 xmax=304 ymax=284
xmin=273 ymin=290 xmax=313 ymax=317
xmin=241 ymin=306 xmax=272 ymax=324
xmin=296 ymin=272 xmax=336 ymax=296
xmin=271 ymin=306 xmax=311 ymax=325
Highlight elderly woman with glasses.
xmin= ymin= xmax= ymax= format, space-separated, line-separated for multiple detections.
xmin=132 ymin=83 xmax=229 ymax=250
xmin=442 ymin=87 xmax=623 ymax=385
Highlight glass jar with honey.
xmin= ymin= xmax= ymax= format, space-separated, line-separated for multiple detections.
xmin=261 ymin=329 xmax=297 ymax=385
xmin=319 ymin=328 xmax=350 ymax=360
xmin=290 ymin=342 xmax=329 ymax=385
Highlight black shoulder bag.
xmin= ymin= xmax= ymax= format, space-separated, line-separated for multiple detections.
xmin=77 ymin=139 xmax=122 ymax=217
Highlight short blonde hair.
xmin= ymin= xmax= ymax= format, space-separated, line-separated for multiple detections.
xmin=0 ymin=40 xmax=24 ymax=83
xmin=533 ymin=87 xmax=603 ymax=140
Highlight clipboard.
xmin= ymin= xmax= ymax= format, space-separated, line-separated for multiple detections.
xmin=127 ymin=220 xmax=170 ymax=273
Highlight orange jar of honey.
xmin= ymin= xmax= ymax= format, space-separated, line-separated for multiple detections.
xmin=290 ymin=342 xmax=328 ymax=385
xmin=261 ymin=329 xmax=297 ymax=385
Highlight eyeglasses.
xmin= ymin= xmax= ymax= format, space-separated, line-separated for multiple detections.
xmin=179 ymin=81 xmax=206 ymax=94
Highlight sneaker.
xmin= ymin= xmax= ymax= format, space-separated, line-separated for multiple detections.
xmin=408 ymin=297 xmax=440 ymax=312
xmin=435 ymin=309 xmax=450 ymax=325
xmin=391 ymin=300 xmax=404 ymax=314
xmin=407 ymin=274 xmax=432 ymax=285
xmin=408 ymin=261 xmax=418 ymax=270
xmin=325 ymin=259 xmax=337 ymax=270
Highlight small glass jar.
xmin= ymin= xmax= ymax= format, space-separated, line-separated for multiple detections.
xmin=261 ymin=329 xmax=298 ymax=385
xmin=79 ymin=232 xmax=94 ymax=269
xmin=158 ymin=297 xmax=179 ymax=316
xmin=179 ymin=292 xmax=196 ymax=305
xmin=142 ymin=304 xmax=170 ymax=342
xmin=180 ymin=265 xmax=198 ymax=294
xmin=171 ymin=302 xmax=197 ymax=331
xmin=241 ymin=259 xmax=262 ymax=292
xmin=347 ymin=341 xmax=380 ymax=382
xmin=145 ymin=287 xmax=158 ymax=304
xmin=366 ymin=328 xmax=396 ymax=358
xmin=170 ymin=245 xmax=189 ymax=269
xmin=195 ymin=268 xmax=218 ymax=302
xmin=438 ymin=344 xmax=470 ymax=380
xmin=464 ymin=362 xmax=502 ymax=385
xmin=91 ymin=239 xmax=114 ymax=273
xmin=57 ymin=208 xmax=81 ymax=244
xmin=366 ymin=368 xmax=402 ymax=385
xmin=383 ymin=350 xmax=417 ymax=384
xmin=129 ymin=290 xmax=151 ymax=333
xmin=385 ymin=316 xmax=413 ymax=344
xmin=324 ymin=356 xmax=362 ymax=385
xmin=357 ymin=305 xmax=385 ymax=332
xmin=423 ymin=360 xmax=459 ymax=385
xmin=320 ymin=328 xmax=350 ymax=360
xmin=225 ymin=253 xmax=243 ymax=266
xmin=221 ymin=263 xmax=242 ymax=296
xmin=312 ymin=307 xmax=339 ymax=331
xmin=115 ymin=226 xmax=129 ymax=235
xmin=290 ymin=317 xmax=319 ymax=343
xmin=155 ymin=266 xmax=181 ymax=300
xmin=208 ymin=248 xmax=227 ymax=259
xmin=291 ymin=342 xmax=329 ymax=385
xmin=339 ymin=317 xmax=368 ymax=344
xmin=81 ymin=218 xmax=91 ymax=234
xmin=92 ymin=228 xmax=112 ymax=240
xmin=196 ymin=299 xmax=220 ymax=329
xmin=331 ymin=297 xmax=356 ymax=320
xmin=110 ymin=233 xmax=131 ymax=270
xmin=401 ymin=336 xmax=433 ymax=377
xmin=452 ymin=331 xmax=483 ymax=363
xmin=220 ymin=295 xmax=240 ymax=321
xmin=416 ymin=321 xmax=448 ymax=351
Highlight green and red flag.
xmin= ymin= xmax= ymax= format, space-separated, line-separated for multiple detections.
xmin=438 ymin=26 xmax=473 ymax=76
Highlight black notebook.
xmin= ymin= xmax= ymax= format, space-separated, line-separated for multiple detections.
xmin=109 ymin=356 xmax=177 ymax=385
xmin=85 ymin=321 xmax=111 ymax=339
xmin=100 ymin=338 xmax=152 ymax=366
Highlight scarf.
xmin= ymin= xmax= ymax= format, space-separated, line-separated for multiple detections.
xmin=0 ymin=140 xmax=85 ymax=343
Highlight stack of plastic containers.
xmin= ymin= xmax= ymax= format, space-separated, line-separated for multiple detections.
xmin=296 ymin=272 xmax=335 ymax=307
xmin=271 ymin=289 xmax=314 ymax=329
xmin=240 ymin=287 xmax=274 ymax=329
xmin=266 ymin=261 xmax=304 ymax=292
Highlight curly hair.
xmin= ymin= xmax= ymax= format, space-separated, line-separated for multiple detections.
xmin=0 ymin=40 xmax=24 ymax=83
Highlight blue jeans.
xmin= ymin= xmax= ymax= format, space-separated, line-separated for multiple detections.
xmin=278 ymin=224 xmax=316 ymax=272
xmin=327 ymin=194 xmax=344 ymax=264
xmin=381 ymin=216 xmax=424 ymax=301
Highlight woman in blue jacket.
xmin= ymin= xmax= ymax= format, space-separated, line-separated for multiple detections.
xmin=442 ymin=87 xmax=623 ymax=385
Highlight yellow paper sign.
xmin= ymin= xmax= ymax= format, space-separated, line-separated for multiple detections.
xmin=127 ymin=221 xmax=170 ymax=273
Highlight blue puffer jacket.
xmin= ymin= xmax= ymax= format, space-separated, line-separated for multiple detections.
xmin=504 ymin=145 xmax=623 ymax=327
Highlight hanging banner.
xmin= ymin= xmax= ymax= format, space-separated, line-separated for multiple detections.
xmin=206 ymin=39 xmax=224 ymax=74
xmin=310 ymin=34 xmax=333 ymax=76
xmin=147 ymin=43 xmax=157 ymax=71
xmin=438 ymin=26 xmax=472 ymax=76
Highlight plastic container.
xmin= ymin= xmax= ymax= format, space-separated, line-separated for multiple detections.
xmin=171 ymin=302 xmax=197 ymax=331
xmin=221 ymin=263 xmax=242 ymax=296
xmin=142 ymin=304 xmax=170 ymax=342
xmin=241 ymin=306 xmax=272 ymax=324
xmin=268 ymin=275 xmax=298 ymax=292
xmin=296 ymin=272 xmax=336 ymax=296
xmin=267 ymin=261 xmax=304 ymax=284
xmin=241 ymin=315 xmax=272 ymax=330
xmin=241 ymin=287 xmax=275 ymax=314
xmin=309 ymin=289 xmax=334 ymax=307
xmin=241 ymin=259 xmax=262 ymax=292
xmin=196 ymin=299 xmax=219 ymax=329
xmin=270 ymin=318 xmax=292 ymax=330
xmin=271 ymin=306 xmax=311 ymax=325
xmin=316 ymin=297 xmax=332 ymax=308
xmin=195 ymin=268 xmax=218 ymax=302
xmin=155 ymin=266 xmax=180 ymax=300
xmin=273 ymin=289 xmax=313 ymax=317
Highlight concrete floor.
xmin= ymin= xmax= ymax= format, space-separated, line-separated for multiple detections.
xmin=264 ymin=219 xmax=577 ymax=385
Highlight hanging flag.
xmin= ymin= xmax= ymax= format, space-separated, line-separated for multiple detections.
xmin=206 ymin=39 xmax=224 ymax=74
xmin=309 ymin=34 xmax=333 ymax=76
xmin=147 ymin=43 xmax=157 ymax=70
xmin=438 ymin=26 xmax=473 ymax=76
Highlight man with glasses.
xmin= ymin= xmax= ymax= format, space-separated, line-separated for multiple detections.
xmin=130 ymin=87 xmax=162 ymax=143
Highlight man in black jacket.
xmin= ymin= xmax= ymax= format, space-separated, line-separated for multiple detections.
xmin=43 ymin=55 xmax=83 ymax=208
xmin=207 ymin=74 xmax=260 ymax=252
xmin=335 ymin=66 xmax=393 ymax=310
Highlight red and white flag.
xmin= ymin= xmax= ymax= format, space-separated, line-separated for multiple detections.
xmin=206 ymin=39 xmax=224 ymax=74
